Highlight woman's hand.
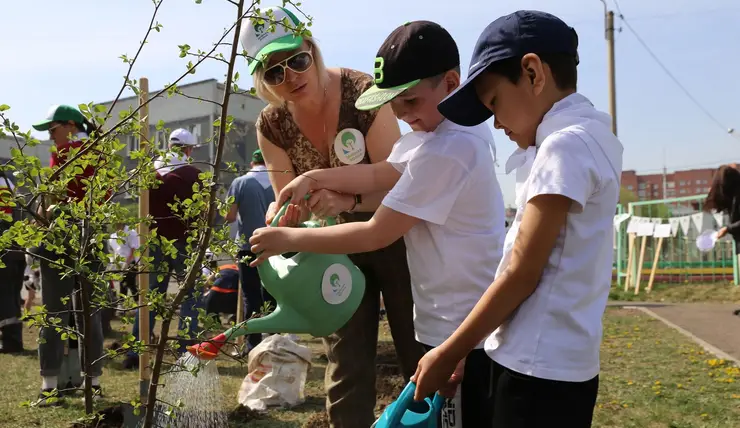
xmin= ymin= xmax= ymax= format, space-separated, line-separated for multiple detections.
xmin=249 ymin=227 xmax=297 ymax=266
xmin=277 ymin=173 xmax=317 ymax=207
xmin=265 ymin=202 xmax=303 ymax=227
xmin=307 ymin=189 xmax=355 ymax=219
xmin=718 ymin=226 xmax=729 ymax=239
xmin=411 ymin=346 xmax=464 ymax=401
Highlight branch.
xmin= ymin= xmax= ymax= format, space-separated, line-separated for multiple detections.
xmin=144 ymin=0 xmax=247 ymax=422
xmin=185 ymin=52 xmax=230 ymax=66
xmin=40 ymin=8 xmax=250 ymax=194
xmin=173 ymin=90 xmax=223 ymax=107
xmin=106 ymin=0 xmax=164 ymax=118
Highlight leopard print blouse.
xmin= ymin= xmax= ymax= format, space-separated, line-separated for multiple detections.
xmin=256 ymin=68 xmax=380 ymax=223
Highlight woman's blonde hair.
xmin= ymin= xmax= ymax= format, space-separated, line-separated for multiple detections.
xmin=253 ymin=37 xmax=328 ymax=107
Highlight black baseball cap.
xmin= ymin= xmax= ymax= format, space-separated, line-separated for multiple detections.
xmin=355 ymin=21 xmax=459 ymax=111
xmin=438 ymin=10 xmax=580 ymax=126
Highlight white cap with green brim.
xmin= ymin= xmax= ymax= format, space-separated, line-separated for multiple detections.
xmin=240 ymin=6 xmax=305 ymax=75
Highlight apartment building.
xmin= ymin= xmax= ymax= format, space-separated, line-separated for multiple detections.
xmin=621 ymin=163 xmax=739 ymax=201
xmin=98 ymin=78 xmax=266 ymax=187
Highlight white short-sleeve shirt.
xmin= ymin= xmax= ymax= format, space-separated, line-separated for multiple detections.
xmin=485 ymin=93 xmax=624 ymax=382
xmin=382 ymin=120 xmax=506 ymax=348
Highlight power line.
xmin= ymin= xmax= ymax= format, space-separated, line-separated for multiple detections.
xmin=611 ymin=0 xmax=737 ymax=140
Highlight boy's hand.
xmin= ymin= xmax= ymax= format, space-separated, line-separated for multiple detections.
xmin=249 ymin=227 xmax=297 ymax=266
xmin=411 ymin=346 xmax=464 ymax=401
xmin=718 ymin=226 xmax=729 ymax=239
xmin=277 ymin=173 xmax=317 ymax=207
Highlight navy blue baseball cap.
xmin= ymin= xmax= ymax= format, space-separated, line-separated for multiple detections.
xmin=438 ymin=10 xmax=579 ymax=126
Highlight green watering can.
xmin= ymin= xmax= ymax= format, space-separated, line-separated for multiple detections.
xmin=188 ymin=200 xmax=366 ymax=360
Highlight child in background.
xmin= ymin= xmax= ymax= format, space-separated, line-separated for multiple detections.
xmin=410 ymin=11 xmax=623 ymax=428
xmin=249 ymin=20 xmax=506 ymax=425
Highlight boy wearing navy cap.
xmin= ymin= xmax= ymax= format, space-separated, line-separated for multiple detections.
xmin=412 ymin=10 xmax=624 ymax=427
xmin=250 ymin=20 xmax=505 ymax=425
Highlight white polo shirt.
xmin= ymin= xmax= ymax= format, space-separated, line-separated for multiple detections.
xmin=485 ymin=93 xmax=623 ymax=382
xmin=382 ymin=120 xmax=505 ymax=348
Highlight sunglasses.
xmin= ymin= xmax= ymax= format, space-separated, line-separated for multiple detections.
xmin=263 ymin=50 xmax=314 ymax=86
xmin=48 ymin=124 xmax=62 ymax=135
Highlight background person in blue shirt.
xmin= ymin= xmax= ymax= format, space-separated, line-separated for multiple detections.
xmin=225 ymin=149 xmax=275 ymax=351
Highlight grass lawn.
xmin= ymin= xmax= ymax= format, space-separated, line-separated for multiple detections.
xmin=609 ymin=282 xmax=740 ymax=303
xmin=2 ymin=305 xmax=740 ymax=427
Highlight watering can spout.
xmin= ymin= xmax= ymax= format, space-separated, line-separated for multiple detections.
xmin=244 ymin=305 xmax=308 ymax=335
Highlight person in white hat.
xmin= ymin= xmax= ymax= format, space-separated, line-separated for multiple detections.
xmin=123 ymin=127 xmax=205 ymax=369
xmin=153 ymin=128 xmax=199 ymax=175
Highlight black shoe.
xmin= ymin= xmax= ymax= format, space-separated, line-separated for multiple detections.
xmin=122 ymin=354 xmax=139 ymax=370
xmin=61 ymin=381 xmax=81 ymax=396
xmin=734 ymin=309 xmax=740 ymax=316
xmin=37 ymin=389 xmax=64 ymax=407
xmin=0 ymin=324 xmax=24 ymax=353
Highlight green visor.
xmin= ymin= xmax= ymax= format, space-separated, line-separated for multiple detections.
xmin=354 ymin=79 xmax=420 ymax=111
xmin=248 ymin=34 xmax=304 ymax=75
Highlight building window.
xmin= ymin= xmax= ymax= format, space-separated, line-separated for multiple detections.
xmin=696 ymin=188 xmax=702 ymax=194
xmin=652 ymin=184 xmax=658 ymax=189
xmin=639 ymin=183 xmax=646 ymax=190
xmin=638 ymin=190 xmax=646 ymax=197
xmin=696 ymin=179 xmax=702 ymax=185
xmin=189 ymin=124 xmax=202 ymax=142
xmin=627 ymin=185 xmax=634 ymax=190
xmin=667 ymin=181 xmax=675 ymax=188
xmin=679 ymin=180 xmax=686 ymax=186
xmin=155 ymin=130 xmax=168 ymax=150
xmin=680 ymin=189 xmax=686 ymax=194
xmin=127 ymin=135 xmax=139 ymax=153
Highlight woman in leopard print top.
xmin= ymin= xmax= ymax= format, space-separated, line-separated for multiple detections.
xmin=241 ymin=7 xmax=423 ymax=427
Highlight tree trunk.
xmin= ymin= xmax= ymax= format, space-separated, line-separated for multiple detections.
xmin=141 ymin=1 xmax=245 ymax=425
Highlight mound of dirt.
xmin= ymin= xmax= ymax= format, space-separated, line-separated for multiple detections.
xmin=229 ymin=404 xmax=263 ymax=423
xmin=376 ymin=341 xmax=402 ymax=377
xmin=373 ymin=341 xmax=406 ymax=413
xmin=68 ymin=405 xmax=125 ymax=428
xmin=302 ymin=411 xmax=330 ymax=428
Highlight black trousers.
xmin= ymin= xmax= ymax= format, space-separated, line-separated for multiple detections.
xmin=204 ymin=291 xmax=237 ymax=318
xmin=421 ymin=343 xmax=495 ymax=427
xmin=237 ymin=250 xmax=275 ymax=349
xmin=490 ymin=360 xmax=599 ymax=428
xmin=119 ymin=268 xmax=138 ymax=297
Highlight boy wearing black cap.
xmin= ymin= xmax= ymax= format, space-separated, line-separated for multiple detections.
xmin=411 ymin=10 xmax=624 ymax=427
xmin=249 ymin=20 xmax=505 ymax=425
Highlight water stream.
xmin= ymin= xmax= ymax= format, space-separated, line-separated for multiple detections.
xmin=141 ymin=353 xmax=228 ymax=428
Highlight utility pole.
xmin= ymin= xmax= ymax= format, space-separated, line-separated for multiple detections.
xmin=601 ymin=1 xmax=618 ymax=136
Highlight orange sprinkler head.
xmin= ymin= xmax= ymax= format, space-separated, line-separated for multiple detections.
xmin=187 ymin=343 xmax=218 ymax=360
xmin=187 ymin=333 xmax=228 ymax=360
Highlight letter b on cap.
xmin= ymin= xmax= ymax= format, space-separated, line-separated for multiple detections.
xmin=373 ymin=57 xmax=385 ymax=84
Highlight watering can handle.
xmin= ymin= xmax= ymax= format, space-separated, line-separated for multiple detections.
xmin=385 ymin=381 xmax=418 ymax=427
xmin=270 ymin=195 xmax=337 ymax=228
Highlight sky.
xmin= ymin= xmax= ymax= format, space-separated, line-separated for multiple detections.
xmin=3 ymin=0 xmax=740 ymax=206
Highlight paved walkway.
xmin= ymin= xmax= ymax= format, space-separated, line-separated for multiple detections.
xmin=610 ymin=301 xmax=740 ymax=362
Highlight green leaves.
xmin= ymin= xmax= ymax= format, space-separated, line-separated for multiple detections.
xmin=178 ymin=44 xmax=190 ymax=58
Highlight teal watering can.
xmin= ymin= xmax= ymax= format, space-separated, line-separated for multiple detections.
xmin=188 ymin=200 xmax=366 ymax=359
xmin=373 ymin=382 xmax=445 ymax=428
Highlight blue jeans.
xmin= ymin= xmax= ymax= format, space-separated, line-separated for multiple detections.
xmin=238 ymin=250 xmax=275 ymax=349
xmin=128 ymin=241 xmax=201 ymax=356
